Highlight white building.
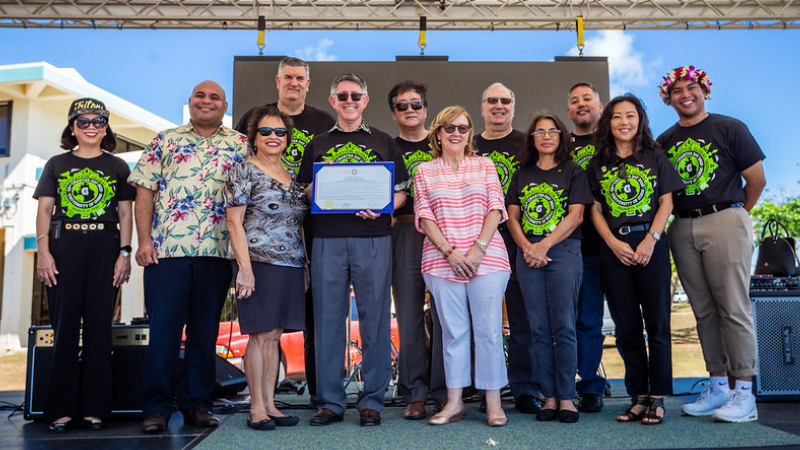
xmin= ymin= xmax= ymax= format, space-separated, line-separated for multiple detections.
xmin=0 ymin=62 xmax=174 ymax=351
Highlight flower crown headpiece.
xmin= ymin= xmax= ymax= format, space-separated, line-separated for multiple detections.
xmin=659 ymin=66 xmax=712 ymax=104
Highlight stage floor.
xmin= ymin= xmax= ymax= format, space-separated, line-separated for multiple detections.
xmin=1 ymin=379 xmax=799 ymax=450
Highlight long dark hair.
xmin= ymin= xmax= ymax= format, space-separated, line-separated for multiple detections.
xmin=519 ymin=112 xmax=570 ymax=168
xmin=246 ymin=105 xmax=294 ymax=155
xmin=60 ymin=119 xmax=117 ymax=151
xmin=592 ymin=94 xmax=659 ymax=166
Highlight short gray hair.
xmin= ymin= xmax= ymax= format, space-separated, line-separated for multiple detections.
xmin=277 ymin=57 xmax=310 ymax=79
xmin=481 ymin=82 xmax=515 ymax=105
xmin=330 ymin=73 xmax=368 ymax=97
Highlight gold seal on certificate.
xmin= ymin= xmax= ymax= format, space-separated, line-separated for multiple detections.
xmin=311 ymin=162 xmax=395 ymax=214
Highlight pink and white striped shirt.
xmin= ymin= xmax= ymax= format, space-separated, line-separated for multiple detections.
xmin=414 ymin=156 xmax=511 ymax=282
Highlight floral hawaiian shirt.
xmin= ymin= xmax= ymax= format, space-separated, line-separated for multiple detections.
xmin=129 ymin=122 xmax=249 ymax=259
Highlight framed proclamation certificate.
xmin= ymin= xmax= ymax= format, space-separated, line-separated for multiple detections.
xmin=311 ymin=162 xmax=395 ymax=214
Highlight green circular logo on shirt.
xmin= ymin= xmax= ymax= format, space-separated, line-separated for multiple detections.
xmin=57 ymin=167 xmax=116 ymax=218
xmin=519 ymin=183 xmax=565 ymax=235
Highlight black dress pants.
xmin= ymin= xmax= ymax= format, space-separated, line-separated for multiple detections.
xmin=599 ymin=229 xmax=673 ymax=396
xmin=44 ymin=226 xmax=119 ymax=422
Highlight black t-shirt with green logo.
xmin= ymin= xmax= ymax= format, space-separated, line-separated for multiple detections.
xmin=297 ymin=126 xmax=409 ymax=238
xmin=507 ymin=160 xmax=592 ymax=240
xmin=235 ymin=103 xmax=336 ymax=174
xmin=33 ymin=152 xmax=136 ymax=223
xmin=474 ymin=130 xmax=525 ymax=196
xmin=656 ymin=114 xmax=765 ymax=212
xmin=570 ymin=133 xmax=603 ymax=256
xmin=394 ymin=136 xmax=433 ymax=217
xmin=587 ymin=148 xmax=684 ymax=232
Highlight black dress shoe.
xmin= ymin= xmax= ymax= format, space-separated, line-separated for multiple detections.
xmin=268 ymin=414 xmax=300 ymax=427
xmin=81 ymin=418 xmax=104 ymax=430
xmin=48 ymin=419 xmax=73 ymax=433
xmin=309 ymin=408 xmax=343 ymax=426
xmin=247 ymin=414 xmax=276 ymax=430
xmin=184 ymin=406 xmax=219 ymax=427
xmin=142 ymin=413 xmax=167 ymax=433
xmin=515 ymin=395 xmax=542 ymax=414
xmin=578 ymin=393 xmax=604 ymax=413
xmin=558 ymin=409 xmax=580 ymax=423
xmin=360 ymin=408 xmax=381 ymax=426
xmin=536 ymin=408 xmax=557 ymax=422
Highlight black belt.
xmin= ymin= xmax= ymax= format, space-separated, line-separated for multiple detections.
xmin=617 ymin=223 xmax=651 ymax=235
xmin=674 ymin=202 xmax=743 ymax=219
xmin=51 ymin=221 xmax=118 ymax=232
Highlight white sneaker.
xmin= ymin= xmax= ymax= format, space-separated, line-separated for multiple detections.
xmin=682 ymin=387 xmax=729 ymax=416
xmin=712 ymin=390 xmax=758 ymax=423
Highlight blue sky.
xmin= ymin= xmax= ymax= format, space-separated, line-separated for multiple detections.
xmin=1 ymin=27 xmax=798 ymax=198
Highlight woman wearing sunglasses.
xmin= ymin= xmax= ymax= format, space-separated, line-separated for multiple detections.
xmin=224 ymin=105 xmax=308 ymax=430
xmin=414 ymin=106 xmax=511 ymax=427
xmin=506 ymin=113 xmax=592 ymax=423
xmin=586 ymin=94 xmax=683 ymax=425
xmin=33 ymin=98 xmax=135 ymax=432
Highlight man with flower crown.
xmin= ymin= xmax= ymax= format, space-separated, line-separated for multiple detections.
xmin=656 ymin=66 xmax=766 ymax=423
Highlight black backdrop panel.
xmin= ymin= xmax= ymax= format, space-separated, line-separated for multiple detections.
xmin=233 ymin=57 xmax=609 ymax=134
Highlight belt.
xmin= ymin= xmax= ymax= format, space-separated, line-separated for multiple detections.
xmin=56 ymin=222 xmax=117 ymax=232
xmin=617 ymin=223 xmax=651 ymax=235
xmin=674 ymin=202 xmax=743 ymax=219
xmin=394 ymin=215 xmax=415 ymax=223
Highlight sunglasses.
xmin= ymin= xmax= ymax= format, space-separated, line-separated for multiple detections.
xmin=74 ymin=117 xmax=108 ymax=129
xmin=335 ymin=92 xmax=364 ymax=102
xmin=532 ymin=129 xmax=561 ymax=137
xmin=443 ymin=124 xmax=470 ymax=135
xmin=618 ymin=164 xmax=628 ymax=179
xmin=257 ymin=127 xmax=288 ymax=137
xmin=395 ymin=101 xmax=424 ymax=112
xmin=485 ymin=97 xmax=513 ymax=105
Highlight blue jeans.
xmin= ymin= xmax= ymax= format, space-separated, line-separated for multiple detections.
xmin=575 ymin=255 xmax=606 ymax=396
xmin=516 ymin=238 xmax=582 ymax=400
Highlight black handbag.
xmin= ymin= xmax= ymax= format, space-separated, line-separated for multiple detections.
xmin=754 ymin=219 xmax=800 ymax=277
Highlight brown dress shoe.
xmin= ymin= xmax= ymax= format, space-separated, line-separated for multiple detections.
xmin=309 ymin=408 xmax=343 ymax=426
xmin=404 ymin=402 xmax=427 ymax=420
xmin=184 ymin=406 xmax=219 ymax=427
xmin=142 ymin=413 xmax=167 ymax=433
xmin=360 ymin=408 xmax=382 ymax=426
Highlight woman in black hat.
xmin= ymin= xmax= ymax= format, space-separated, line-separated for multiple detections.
xmin=33 ymin=98 xmax=136 ymax=432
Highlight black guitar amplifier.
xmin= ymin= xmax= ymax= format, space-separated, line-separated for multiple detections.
xmin=24 ymin=325 xmax=150 ymax=420
xmin=750 ymin=291 xmax=800 ymax=400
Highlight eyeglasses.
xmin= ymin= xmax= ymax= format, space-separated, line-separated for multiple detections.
xmin=74 ymin=117 xmax=108 ymax=129
xmin=532 ymin=129 xmax=561 ymax=137
xmin=335 ymin=92 xmax=364 ymax=102
xmin=257 ymin=127 xmax=288 ymax=137
xmin=485 ymin=97 xmax=513 ymax=105
xmin=395 ymin=101 xmax=424 ymax=112
xmin=443 ymin=124 xmax=470 ymax=135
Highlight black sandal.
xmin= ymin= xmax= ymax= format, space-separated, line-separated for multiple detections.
xmin=617 ymin=395 xmax=648 ymax=422
xmin=642 ymin=396 xmax=665 ymax=425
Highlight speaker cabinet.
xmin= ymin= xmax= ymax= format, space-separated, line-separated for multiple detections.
xmin=751 ymin=291 xmax=800 ymax=400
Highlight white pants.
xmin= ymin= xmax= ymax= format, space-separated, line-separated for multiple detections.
xmin=423 ymin=271 xmax=510 ymax=391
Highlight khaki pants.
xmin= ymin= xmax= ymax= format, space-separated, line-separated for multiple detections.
xmin=668 ymin=207 xmax=758 ymax=377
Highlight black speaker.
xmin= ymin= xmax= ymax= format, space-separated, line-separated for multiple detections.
xmin=24 ymin=325 xmax=247 ymax=420
xmin=751 ymin=291 xmax=800 ymax=400
xmin=24 ymin=325 xmax=150 ymax=420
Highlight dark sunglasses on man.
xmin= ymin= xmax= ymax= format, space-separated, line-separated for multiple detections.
xmin=74 ymin=117 xmax=108 ymax=129
xmin=335 ymin=92 xmax=364 ymax=102
xmin=395 ymin=101 xmax=424 ymax=112
xmin=485 ymin=97 xmax=513 ymax=105
xmin=257 ymin=127 xmax=288 ymax=137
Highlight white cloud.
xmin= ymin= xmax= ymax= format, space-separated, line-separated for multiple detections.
xmin=567 ymin=30 xmax=661 ymax=97
xmin=294 ymin=38 xmax=337 ymax=62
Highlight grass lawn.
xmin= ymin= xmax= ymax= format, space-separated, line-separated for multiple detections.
xmin=0 ymin=351 xmax=27 ymax=391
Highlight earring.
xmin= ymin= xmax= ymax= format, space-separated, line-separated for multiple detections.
xmin=71 ymin=132 xmax=75 ymax=136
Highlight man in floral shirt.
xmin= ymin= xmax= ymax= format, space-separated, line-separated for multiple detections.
xmin=129 ymin=81 xmax=248 ymax=433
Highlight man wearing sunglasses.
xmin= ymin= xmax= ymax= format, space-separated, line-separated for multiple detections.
xmin=298 ymin=73 xmax=409 ymax=427
xmin=131 ymin=81 xmax=248 ymax=433
xmin=235 ymin=56 xmax=335 ymax=409
xmin=386 ymin=80 xmax=446 ymax=420
xmin=566 ymin=82 xmax=611 ymax=413
xmin=474 ymin=82 xmax=540 ymax=415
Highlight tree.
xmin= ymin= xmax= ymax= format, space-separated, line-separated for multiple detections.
xmin=750 ymin=193 xmax=800 ymax=239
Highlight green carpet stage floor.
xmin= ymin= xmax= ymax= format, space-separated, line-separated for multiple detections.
xmin=197 ymin=382 xmax=800 ymax=450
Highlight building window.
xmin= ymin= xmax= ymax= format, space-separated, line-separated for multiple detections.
xmin=114 ymin=135 xmax=145 ymax=154
xmin=0 ymin=102 xmax=10 ymax=157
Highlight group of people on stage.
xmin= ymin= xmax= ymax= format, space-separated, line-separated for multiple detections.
xmin=34 ymin=57 xmax=766 ymax=433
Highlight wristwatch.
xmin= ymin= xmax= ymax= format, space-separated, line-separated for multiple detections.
xmin=120 ymin=245 xmax=132 ymax=258
xmin=648 ymin=231 xmax=661 ymax=241
xmin=475 ymin=239 xmax=489 ymax=254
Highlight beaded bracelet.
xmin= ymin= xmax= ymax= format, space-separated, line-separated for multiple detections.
xmin=442 ymin=246 xmax=454 ymax=259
